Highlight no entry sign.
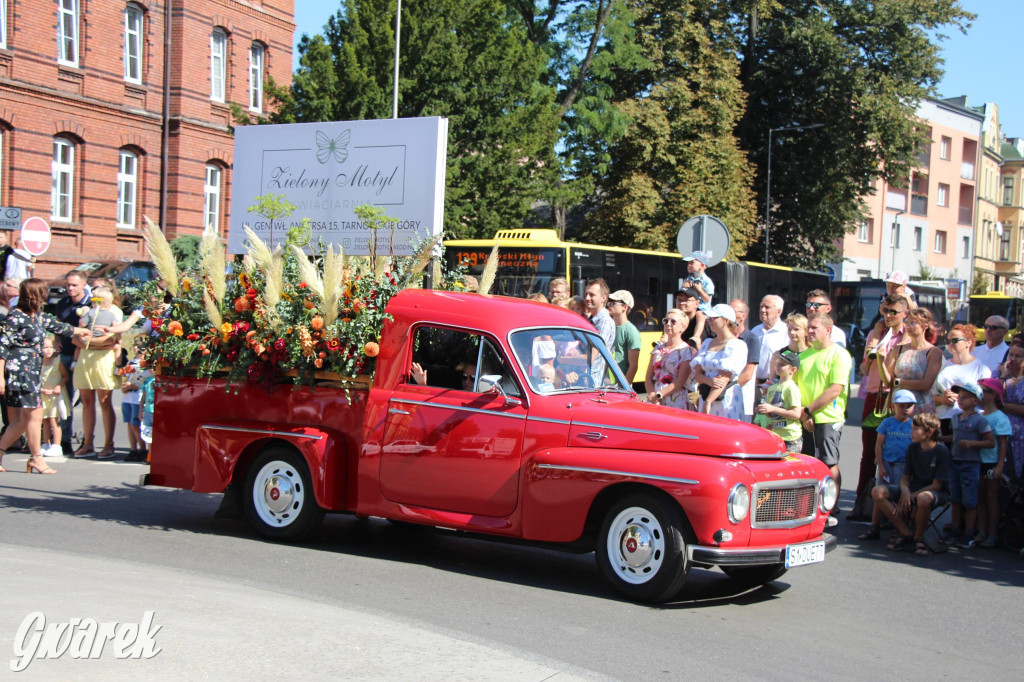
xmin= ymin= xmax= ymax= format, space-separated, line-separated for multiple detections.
xmin=21 ymin=216 xmax=51 ymax=256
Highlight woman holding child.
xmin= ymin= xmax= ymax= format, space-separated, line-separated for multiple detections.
xmin=72 ymin=284 xmax=123 ymax=459
xmin=690 ymin=304 xmax=747 ymax=420
xmin=645 ymin=308 xmax=693 ymax=409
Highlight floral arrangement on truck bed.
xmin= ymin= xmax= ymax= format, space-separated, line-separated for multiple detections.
xmin=136 ymin=207 xmax=463 ymax=390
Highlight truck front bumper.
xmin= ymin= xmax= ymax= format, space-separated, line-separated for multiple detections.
xmin=687 ymin=533 xmax=837 ymax=566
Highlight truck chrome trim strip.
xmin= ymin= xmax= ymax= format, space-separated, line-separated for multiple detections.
xmin=573 ymin=421 xmax=699 ymax=441
xmin=390 ymin=399 xmax=527 ymax=420
xmin=527 ymin=416 xmax=571 ymax=426
xmin=536 ymin=463 xmax=698 ymax=486
xmin=200 ymin=425 xmax=324 ymax=440
xmin=688 ymin=534 xmax=837 ymax=566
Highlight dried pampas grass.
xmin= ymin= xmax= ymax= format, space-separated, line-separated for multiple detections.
xmin=243 ymin=226 xmax=274 ymax=275
xmin=200 ymin=230 xmax=226 ymax=304
xmin=143 ymin=216 xmax=179 ymax=296
xmin=478 ymin=242 xmax=500 ymax=295
xmin=410 ymin=234 xmax=443 ymax=277
xmin=322 ymin=245 xmax=345 ymax=325
xmin=291 ymin=245 xmax=324 ymax=300
xmin=203 ymin=289 xmax=223 ymax=330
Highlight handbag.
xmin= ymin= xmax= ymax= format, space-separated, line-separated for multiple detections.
xmin=861 ymin=389 xmax=892 ymax=429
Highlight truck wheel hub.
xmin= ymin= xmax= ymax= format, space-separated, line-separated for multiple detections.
xmin=263 ymin=475 xmax=293 ymax=514
xmin=620 ymin=526 xmax=653 ymax=568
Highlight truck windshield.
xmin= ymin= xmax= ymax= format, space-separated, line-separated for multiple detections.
xmin=509 ymin=328 xmax=632 ymax=394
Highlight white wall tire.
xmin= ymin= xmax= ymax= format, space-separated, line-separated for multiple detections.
xmin=596 ymin=493 xmax=691 ymax=603
xmin=242 ymin=448 xmax=324 ymax=541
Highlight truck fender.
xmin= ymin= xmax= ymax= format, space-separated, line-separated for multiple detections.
xmin=194 ymin=421 xmax=350 ymax=511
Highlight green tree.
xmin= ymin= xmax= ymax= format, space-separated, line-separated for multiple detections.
xmin=737 ymin=0 xmax=973 ymax=267
xmin=278 ymin=0 xmax=561 ymax=239
xmin=578 ymin=0 xmax=757 ymax=254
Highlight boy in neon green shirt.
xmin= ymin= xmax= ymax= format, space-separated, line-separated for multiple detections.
xmin=755 ymin=349 xmax=803 ymax=451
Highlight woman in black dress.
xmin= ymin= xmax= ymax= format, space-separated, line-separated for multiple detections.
xmin=0 ymin=279 xmax=90 ymax=473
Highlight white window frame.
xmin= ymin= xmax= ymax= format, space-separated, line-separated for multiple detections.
xmin=249 ymin=43 xmax=264 ymax=112
xmin=940 ymin=136 xmax=951 ymax=160
xmin=210 ymin=29 xmax=226 ymax=102
xmin=52 ymin=138 xmax=75 ymax=222
xmin=57 ymin=0 xmax=78 ymax=67
xmin=962 ymin=236 xmax=970 ymax=259
xmin=934 ymin=230 xmax=946 ymax=254
xmin=204 ymin=164 xmax=221 ymax=233
xmin=124 ymin=5 xmax=143 ymax=83
xmin=1 ymin=0 xmax=8 ymax=50
xmin=913 ymin=226 xmax=923 ymax=252
xmin=117 ymin=150 xmax=139 ymax=228
xmin=858 ymin=219 xmax=870 ymax=243
xmin=937 ymin=183 xmax=949 ymax=207
xmin=890 ymin=223 xmax=901 ymax=248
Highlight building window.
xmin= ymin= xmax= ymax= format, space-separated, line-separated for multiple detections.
xmin=890 ymin=223 xmax=901 ymax=248
xmin=940 ymin=136 xmax=951 ymax=160
xmin=937 ymin=183 xmax=949 ymax=207
xmin=210 ymin=29 xmax=226 ymax=102
xmin=51 ymin=138 xmax=75 ymax=221
xmin=0 ymin=0 xmax=7 ymax=49
xmin=913 ymin=226 xmax=923 ymax=251
xmin=117 ymin=150 xmax=138 ymax=228
xmin=1004 ymin=176 xmax=1015 ymax=206
xmin=57 ymin=0 xmax=78 ymax=66
xmin=962 ymin=236 xmax=970 ymax=258
xmin=204 ymin=164 xmax=221 ymax=233
xmin=249 ymin=43 xmax=264 ymax=112
xmin=934 ymin=230 xmax=946 ymax=254
xmin=858 ymin=219 xmax=872 ymax=243
xmin=1001 ymin=230 xmax=1012 ymax=261
xmin=124 ymin=5 xmax=143 ymax=83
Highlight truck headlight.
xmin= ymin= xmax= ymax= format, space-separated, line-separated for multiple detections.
xmin=819 ymin=476 xmax=838 ymax=513
xmin=727 ymin=483 xmax=750 ymax=524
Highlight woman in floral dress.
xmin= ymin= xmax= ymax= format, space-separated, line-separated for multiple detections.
xmin=1001 ymin=342 xmax=1024 ymax=482
xmin=880 ymin=307 xmax=942 ymax=415
xmin=0 ymin=279 xmax=90 ymax=474
xmin=645 ymin=309 xmax=693 ymax=409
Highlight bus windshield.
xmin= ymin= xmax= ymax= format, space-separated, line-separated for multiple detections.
xmin=449 ymin=247 xmax=565 ymax=298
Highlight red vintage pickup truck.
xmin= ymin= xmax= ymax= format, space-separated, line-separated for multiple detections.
xmin=145 ymin=289 xmax=837 ymax=602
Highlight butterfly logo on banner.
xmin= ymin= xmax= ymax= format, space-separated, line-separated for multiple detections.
xmin=315 ymin=129 xmax=350 ymax=164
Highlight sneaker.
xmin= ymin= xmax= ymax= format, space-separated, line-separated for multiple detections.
xmin=43 ymin=444 xmax=64 ymax=458
xmin=956 ymin=534 xmax=976 ymax=549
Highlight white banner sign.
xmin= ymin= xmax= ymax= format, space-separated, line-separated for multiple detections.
xmin=228 ymin=117 xmax=448 ymax=255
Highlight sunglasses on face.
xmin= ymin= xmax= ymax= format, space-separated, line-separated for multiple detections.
xmin=881 ymin=308 xmax=905 ymax=316
xmin=984 ymin=325 xmax=1007 ymax=331
xmin=947 ymin=337 xmax=967 ymax=345
xmin=805 ymin=302 xmax=826 ymax=310
xmin=662 ymin=318 xmax=680 ymax=325
xmin=462 ymin=373 xmax=475 ymax=382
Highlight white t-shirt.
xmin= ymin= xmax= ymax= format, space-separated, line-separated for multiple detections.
xmin=5 ymin=248 xmax=32 ymax=280
xmin=751 ymin=319 xmax=790 ymax=380
xmin=830 ymin=325 xmax=847 ymax=349
xmin=973 ymin=341 xmax=1008 ymax=375
xmin=933 ymin=358 xmax=993 ymax=420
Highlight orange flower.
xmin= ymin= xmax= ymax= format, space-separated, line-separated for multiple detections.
xmin=234 ymin=297 xmax=251 ymax=313
xmin=364 ymin=341 xmax=380 ymax=357
xmin=167 ymin=320 xmax=183 ymax=336
xmin=310 ymin=315 xmax=324 ymax=331
xmin=303 ymin=300 xmax=315 ymax=310
xmin=314 ymin=358 xmax=323 ymax=368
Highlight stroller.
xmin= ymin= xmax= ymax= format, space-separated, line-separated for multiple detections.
xmin=998 ymin=472 xmax=1024 ymax=554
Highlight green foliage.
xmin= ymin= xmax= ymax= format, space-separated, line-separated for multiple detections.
xmin=918 ymin=260 xmax=936 ymax=281
xmin=169 ymin=236 xmax=202 ymax=271
xmin=248 ymin=193 xmax=299 ymax=247
xmin=970 ymin=269 xmax=989 ymax=296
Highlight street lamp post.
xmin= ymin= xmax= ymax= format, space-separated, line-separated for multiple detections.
xmin=889 ymin=207 xmax=906 ymax=275
xmin=764 ymin=123 xmax=824 ymax=264
xmin=392 ymin=0 xmax=402 ymax=118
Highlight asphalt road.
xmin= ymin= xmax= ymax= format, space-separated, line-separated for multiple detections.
xmin=0 ymin=392 xmax=1021 ymax=680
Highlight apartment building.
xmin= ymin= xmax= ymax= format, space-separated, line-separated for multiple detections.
xmin=0 ymin=1 xmax=295 ymax=279
xmin=838 ymin=97 xmax=982 ymax=289
xmin=999 ymin=138 xmax=1024 ymax=296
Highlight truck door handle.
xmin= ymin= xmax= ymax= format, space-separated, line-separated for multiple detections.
xmin=389 ymin=408 xmax=410 ymax=415
xmin=579 ymin=431 xmax=607 ymax=441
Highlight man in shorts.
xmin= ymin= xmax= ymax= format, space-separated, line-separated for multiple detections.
xmin=797 ymin=313 xmax=853 ymax=526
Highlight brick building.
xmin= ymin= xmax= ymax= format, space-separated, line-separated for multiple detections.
xmin=0 ymin=0 xmax=294 ymax=279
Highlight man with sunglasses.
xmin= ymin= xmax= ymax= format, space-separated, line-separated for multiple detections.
xmin=805 ymin=289 xmax=847 ymax=348
xmin=973 ymin=316 xmax=1010 ymax=374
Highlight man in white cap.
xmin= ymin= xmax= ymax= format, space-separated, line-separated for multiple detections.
xmin=973 ymin=315 xmax=1009 ymax=374
xmin=798 ymin=312 xmax=853 ymax=526
xmin=607 ymin=289 xmax=641 ymax=382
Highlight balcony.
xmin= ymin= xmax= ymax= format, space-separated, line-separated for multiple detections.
xmin=961 ymin=161 xmax=975 ymax=180
xmin=959 ymin=206 xmax=973 ymax=225
xmin=911 ymin=194 xmax=928 ymax=216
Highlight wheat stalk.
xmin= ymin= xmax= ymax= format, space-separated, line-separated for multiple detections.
xmin=322 ymin=244 xmax=345 ymax=326
xmin=143 ymin=216 xmax=179 ymax=296
xmin=410 ymin=234 xmax=443 ymax=277
xmin=243 ymin=225 xmax=273 ymax=275
xmin=203 ymin=289 xmax=223 ymax=329
xmin=200 ymin=231 xmax=226 ymax=304
xmin=478 ymin=242 xmax=500 ymax=295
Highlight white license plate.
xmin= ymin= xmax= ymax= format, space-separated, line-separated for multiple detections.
xmin=785 ymin=540 xmax=825 ymax=568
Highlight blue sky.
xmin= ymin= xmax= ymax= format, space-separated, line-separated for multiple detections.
xmin=293 ymin=0 xmax=1022 ymax=135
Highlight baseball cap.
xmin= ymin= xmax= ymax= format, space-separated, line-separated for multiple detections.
xmin=952 ymin=381 xmax=983 ymax=401
xmin=884 ymin=270 xmax=909 ymax=286
xmin=892 ymin=389 xmax=917 ymax=404
xmin=775 ymin=348 xmax=800 ymax=369
xmin=677 ymin=286 xmax=701 ymax=300
xmin=978 ymin=377 xmax=1005 ymax=406
xmin=683 ymin=250 xmax=710 ymax=265
xmin=608 ymin=290 xmax=635 ymax=309
xmin=706 ymin=303 xmax=737 ymax=324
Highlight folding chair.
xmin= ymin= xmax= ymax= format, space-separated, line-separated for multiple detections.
xmin=920 ymin=500 xmax=952 ymax=552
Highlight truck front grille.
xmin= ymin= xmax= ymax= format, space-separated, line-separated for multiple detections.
xmin=752 ymin=481 xmax=817 ymax=529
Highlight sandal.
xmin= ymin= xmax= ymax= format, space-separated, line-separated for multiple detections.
xmin=97 ymin=447 xmax=116 ymax=460
xmin=26 ymin=457 xmax=57 ymax=475
xmin=73 ymin=446 xmax=96 ymax=459
xmin=886 ymin=533 xmax=913 ymax=551
xmin=858 ymin=526 xmax=881 ymax=541
xmin=914 ymin=540 xmax=931 ymax=556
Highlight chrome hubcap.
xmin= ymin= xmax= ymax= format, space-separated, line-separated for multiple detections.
xmin=606 ymin=506 xmax=666 ymax=584
xmin=263 ymin=473 xmax=293 ymax=514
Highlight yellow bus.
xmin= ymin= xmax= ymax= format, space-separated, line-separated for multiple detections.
xmin=968 ymin=292 xmax=1024 ymax=343
xmin=444 ymin=229 xmax=829 ymax=383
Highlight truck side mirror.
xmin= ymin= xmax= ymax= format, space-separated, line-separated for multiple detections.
xmin=480 ymin=374 xmax=521 ymax=407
